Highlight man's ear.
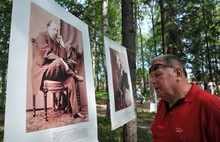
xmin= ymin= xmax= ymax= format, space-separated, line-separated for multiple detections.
xmin=175 ymin=68 xmax=182 ymax=77
xmin=174 ymin=67 xmax=183 ymax=82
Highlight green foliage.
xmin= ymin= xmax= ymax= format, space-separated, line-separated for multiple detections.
xmin=0 ymin=0 xmax=12 ymax=95
xmin=108 ymin=0 xmax=122 ymax=42
xmin=54 ymin=0 xmax=86 ymax=19
xmin=136 ymin=68 xmax=149 ymax=83
xmin=138 ymin=0 xmax=220 ymax=82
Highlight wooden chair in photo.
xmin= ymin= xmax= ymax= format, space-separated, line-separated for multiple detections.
xmin=33 ymin=80 xmax=68 ymax=121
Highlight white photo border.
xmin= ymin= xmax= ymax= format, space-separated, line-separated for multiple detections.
xmin=4 ymin=0 xmax=98 ymax=142
xmin=104 ymin=36 xmax=136 ymax=130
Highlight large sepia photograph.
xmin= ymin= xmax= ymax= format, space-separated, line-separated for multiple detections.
xmin=4 ymin=0 xmax=98 ymax=142
xmin=26 ymin=2 xmax=89 ymax=132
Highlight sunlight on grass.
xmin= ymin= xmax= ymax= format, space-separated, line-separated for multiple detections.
xmin=137 ymin=111 xmax=156 ymax=119
xmin=96 ymin=90 xmax=107 ymax=99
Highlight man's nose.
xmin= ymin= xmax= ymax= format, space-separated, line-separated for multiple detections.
xmin=150 ymin=77 xmax=157 ymax=84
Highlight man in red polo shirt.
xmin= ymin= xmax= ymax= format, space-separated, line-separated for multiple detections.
xmin=149 ymin=54 xmax=220 ymax=142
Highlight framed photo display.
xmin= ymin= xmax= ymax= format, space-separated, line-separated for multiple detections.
xmin=4 ymin=0 xmax=98 ymax=142
xmin=104 ymin=36 xmax=136 ymax=130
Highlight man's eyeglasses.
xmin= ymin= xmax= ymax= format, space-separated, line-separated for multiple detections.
xmin=149 ymin=64 xmax=172 ymax=73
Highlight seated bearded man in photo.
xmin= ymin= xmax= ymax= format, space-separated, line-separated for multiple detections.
xmin=32 ymin=20 xmax=84 ymax=118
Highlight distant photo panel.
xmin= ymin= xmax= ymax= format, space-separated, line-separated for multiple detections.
xmin=104 ymin=36 xmax=136 ymax=130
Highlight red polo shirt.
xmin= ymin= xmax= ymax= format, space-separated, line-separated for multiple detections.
xmin=151 ymin=83 xmax=220 ymax=142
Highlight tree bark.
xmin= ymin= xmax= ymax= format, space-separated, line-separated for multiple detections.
xmin=138 ymin=23 xmax=146 ymax=93
xmin=201 ymin=0 xmax=212 ymax=81
xmin=88 ymin=0 xmax=97 ymax=91
xmin=102 ymin=0 xmax=110 ymax=121
xmin=122 ymin=0 xmax=137 ymax=141
xmin=159 ymin=0 xmax=167 ymax=54
xmin=150 ymin=0 xmax=157 ymax=56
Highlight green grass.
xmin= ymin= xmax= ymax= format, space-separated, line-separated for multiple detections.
xmin=98 ymin=114 xmax=153 ymax=142
xmin=137 ymin=111 xmax=156 ymax=120
xmin=98 ymin=117 xmax=123 ymax=142
xmin=95 ymin=90 xmax=108 ymax=99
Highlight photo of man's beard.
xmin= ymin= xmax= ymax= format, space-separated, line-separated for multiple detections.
xmin=53 ymin=35 xmax=60 ymax=45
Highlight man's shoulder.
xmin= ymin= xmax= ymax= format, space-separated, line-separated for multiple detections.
xmin=198 ymin=91 xmax=220 ymax=110
xmin=41 ymin=31 xmax=49 ymax=36
xmin=35 ymin=31 xmax=50 ymax=42
xmin=37 ymin=31 xmax=49 ymax=38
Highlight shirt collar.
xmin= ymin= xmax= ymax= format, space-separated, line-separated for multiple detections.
xmin=164 ymin=97 xmax=185 ymax=112
xmin=163 ymin=83 xmax=199 ymax=112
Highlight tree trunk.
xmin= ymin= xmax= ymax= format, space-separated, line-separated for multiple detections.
xmin=122 ymin=0 xmax=137 ymax=141
xmin=149 ymin=0 xmax=158 ymax=112
xmin=150 ymin=0 xmax=157 ymax=56
xmin=89 ymin=0 xmax=97 ymax=91
xmin=102 ymin=0 xmax=110 ymax=121
xmin=201 ymin=0 xmax=212 ymax=81
xmin=159 ymin=0 xmax=167 ymax=54
xmin=138 ymin=23 xmax=146 ymax=93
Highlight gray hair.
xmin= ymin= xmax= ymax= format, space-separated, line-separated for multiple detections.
xmin=151 ymin=54 xmax=187 ymax=77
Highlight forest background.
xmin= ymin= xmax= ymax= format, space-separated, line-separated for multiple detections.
xmin=0 ymin=0 xmax=219 ymax=142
